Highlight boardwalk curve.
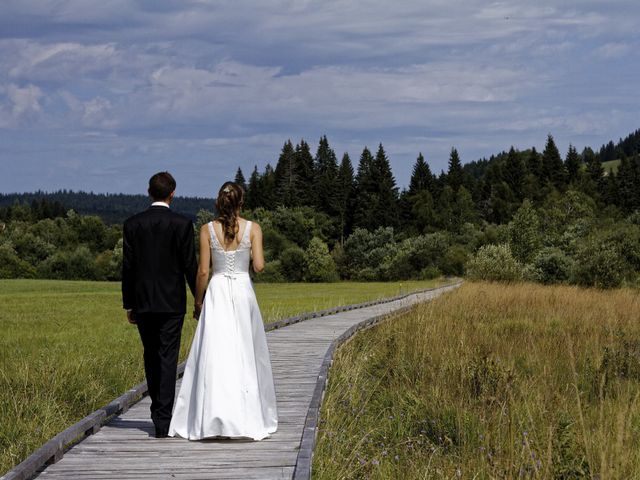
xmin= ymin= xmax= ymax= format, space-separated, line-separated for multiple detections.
xmin=4 ymin=282 xmax=461 ymax=480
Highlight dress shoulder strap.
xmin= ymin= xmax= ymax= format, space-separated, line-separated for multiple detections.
xmin=207 ymin=221 xmax=217 ymax=248
xmin=242 ymin=221 xmax=252 ymax=244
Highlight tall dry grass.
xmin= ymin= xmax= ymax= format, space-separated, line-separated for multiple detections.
xmin=313 ymin=282 xmax=640 ymax=479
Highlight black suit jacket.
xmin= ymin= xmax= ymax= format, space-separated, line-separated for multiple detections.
xmin=122 ymin=206 xmax=197 ymax=314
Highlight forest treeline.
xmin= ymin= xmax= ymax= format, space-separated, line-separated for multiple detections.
xmin=1 ymin=128 xmax=639 ymax=287
xmin=0 ymin=191 xmax=213 ymax=224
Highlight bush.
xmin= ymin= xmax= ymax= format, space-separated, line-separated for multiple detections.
xmin=439 ymin=244 xmax=469 ymax=276
xmin=508 ymin=199 xmax=541 ymax=263
xmin=419 ymin=265 xmax=441 ymax=280
xmin=340 ymin=227 xmax=395 ymax=280
xmin=255 ymin=260 xmax=285 ymax=283
xmin=304 ymin=237 xmax=339 ymax=282
xmin=10 ymin=230 xmax=56 ymax=266
xmin=37 ymin=246 xmax=99 ymax=280
xmin=280 ymin=246 xmax=306 ymax=282
xmin=531 ymin=247 xmax=573 ymax=284
xmin=466 ymin=244 xmax=523 ymax=282
xmin=0 ymin=242 xmax=36 ymax=278
xmin=262 ymin=227 xmax=290 ymax=262
xmin=572 ymin=240 xmax=625 ymax=289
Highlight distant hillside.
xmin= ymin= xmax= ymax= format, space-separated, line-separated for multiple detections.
xmin=0 ymin=191 xmax=215 ymax=224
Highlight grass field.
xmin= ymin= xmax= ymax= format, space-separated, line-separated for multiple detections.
xmin=313 ymin=282 xmax=640 ymax=479
xmin=0 ymin=278 xmax=442 ymax=474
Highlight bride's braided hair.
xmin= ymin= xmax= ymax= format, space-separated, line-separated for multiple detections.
xmin=215 ymin=181 xmax=245 ymax=244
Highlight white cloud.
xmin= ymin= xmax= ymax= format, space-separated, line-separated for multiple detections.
xmin=595 ymin=42 xmax=632 ymax=59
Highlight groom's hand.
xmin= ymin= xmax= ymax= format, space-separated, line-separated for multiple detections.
xmin=126 ymin=310 xmax=136 ymax=325
xmin=193 ymin=302 xmax=202 ymax=320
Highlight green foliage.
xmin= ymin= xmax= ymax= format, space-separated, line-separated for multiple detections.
xmin=339 ymin=227 xmax=395 ymax=280
xmin=572 ymin=239 xmax=625 ymax=289
xmin=531 ymin=247 xmax=573 ymax=284
xmin=304 ymin=237 xmax=339 ymax=282
xmin=37 ymin=246 xmax=99 ymax=280
xmin=508 ymin=199 xmax=541 ymax=263
xmin=0 ymin=242 xmax=36 ymax=279
xmin=466 ymin=243 xmax=523 ymax=282
xmin=255 ymin=260 xmax=285 ymax=283
xmin=280 ymin=246 xmax=306 ymax=282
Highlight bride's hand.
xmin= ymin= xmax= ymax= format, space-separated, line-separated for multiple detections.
xmin=193 ymin=302 xmax=202 ymax=320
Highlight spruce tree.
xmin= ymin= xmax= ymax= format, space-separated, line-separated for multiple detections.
xmin=246 ymin=166 xmax=261 ymax=210
xmin=446 ymin=148 xmax=464 ymax=192
xmin=314 ymin=135 xmax=339 ymax=215
xmin=260 ymin=164 xmax=278 ymax=210
xmin=353 ymin=147 xmax=377 ymax=230
xmin=234 ymin=167 xmax=247 ymax=192
xmin=294 ymin=139 xmax=315 ymax=206
xmin=542 ymin=134 xmax=566 ymax=190
xmin=274 ymin=140 xmax=297 ymax=206
xmin=616 ymin=154 xmax=640 ymax=213
xmin=335 ymin=152 xmax=355 ymax=244
xmin=503 ymin=146 xmax=525 ymax=201
xmin=373 ymin=143 xmax=399 ymax=228
xmin=408 ymin=153 xmax=435 ymax=195
xmin=565 ymin=144 xmax=581 ymax=184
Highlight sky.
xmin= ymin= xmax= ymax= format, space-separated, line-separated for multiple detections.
xmin=0 ymin=0 xmax=638 ymax=197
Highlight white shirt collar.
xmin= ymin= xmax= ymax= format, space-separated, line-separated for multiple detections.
xmin=151 ymin=201 xmax=170 ymax=208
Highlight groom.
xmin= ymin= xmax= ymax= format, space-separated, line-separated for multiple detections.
xmin=121 ymin=172 xmax=197 ymax=438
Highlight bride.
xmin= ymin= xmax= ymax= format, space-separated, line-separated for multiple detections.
xmin=169 ymin=181 xmax=278 ymax=440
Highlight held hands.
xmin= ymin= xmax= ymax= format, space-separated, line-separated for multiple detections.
xmin=126 ymin=310 xmax=136 ymax=325
xmin=193 ymin=302 xmax=203 ymax=321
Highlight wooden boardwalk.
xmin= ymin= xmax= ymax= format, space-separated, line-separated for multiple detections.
xmin=33 ymin=284 xmax=459 ymax=480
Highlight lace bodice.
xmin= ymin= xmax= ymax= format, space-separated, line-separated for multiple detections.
xmin=207 ymin=221 xmax=252 ymax=277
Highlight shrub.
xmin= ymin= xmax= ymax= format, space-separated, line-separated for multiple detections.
xmin=0 ymin=242 xmax=36 ymax=278
xmin=255 ymin=260 xmax=285 ymax=283
xmin=572 ymin=240 xmax=625 ymax=289
xmin=37 ymin=246 xmax=99 ymax=280
xmin=262 ymin=227 xmax=290 ymax=262
xmin=531 ymin=247 xmax=573 ymax=284
xmin=466 ymin=244 xmax=523 ymax=282
xmin=419 ymin=265 xmax=441 ymax=280
xmin=9 ymin=230 xmax=56 ymax=266
xmin=340 ymin=227 xmax=395 ymax=279
xmin=439 ymin=245 xmax=469 ymax=276
xmin=280 ymin=246 xmax=306 ymax=282
xmin=304 ymin=237 xmax=339 ymax=282
xmin=508 ymin=199 xmax=541 ymax=263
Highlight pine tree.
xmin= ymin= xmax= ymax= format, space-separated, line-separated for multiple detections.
xmin=353 ymin=147 xmax=377 ymax=230
xmin=274 ymin=140 xmax=297 ymax=206
xmin=565 ymin=144 xmax=581 ymax=184
xmin=295 ymin=139 xmax=315 ymax=206
xmin=446 ymin=148 xmax=464 ymax=192
xmin=616 ymin=154 xmax=640 ymax=213
xmin=542 ymin=134 xmax=566 ymax=190
xmin=246 ymin=166 xmax=261 ymax=210
xmin=503 ymin=146 xmax=525 ymax=201
xmin=234 ymin=167 xmax=247 ymax=192
xmin=408 ymin=153 xmax=435 ymax=195
xmin=260 ymin=164 xmax=278 ymax=210
xmin=314 ymin=135 xmax=339 ymax=215
xmin=373 ymin=143 xmax=399 ymax=228
xmin=335 ymin=153 xmax=355 ymax=244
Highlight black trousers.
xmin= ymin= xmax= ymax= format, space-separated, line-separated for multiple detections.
xmin=135 ymin=313 xmax=184 ymax=431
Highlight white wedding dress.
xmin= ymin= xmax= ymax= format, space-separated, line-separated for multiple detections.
xmin=168 ymin=221 xmax=278 ymax=440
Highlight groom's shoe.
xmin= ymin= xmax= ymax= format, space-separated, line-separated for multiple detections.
xmin=155 ymin=427 xmax=169 ymax=438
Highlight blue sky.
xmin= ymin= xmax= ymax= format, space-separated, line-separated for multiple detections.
xmin=0 ymin=0 xmax=638 ymax=197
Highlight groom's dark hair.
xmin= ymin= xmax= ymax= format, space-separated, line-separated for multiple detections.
xmin=148 ymin=172 xmax=176 ymax=200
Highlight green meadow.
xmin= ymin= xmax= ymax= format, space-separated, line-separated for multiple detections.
xmin=0 ymin=278 xmax=441 ymax=474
